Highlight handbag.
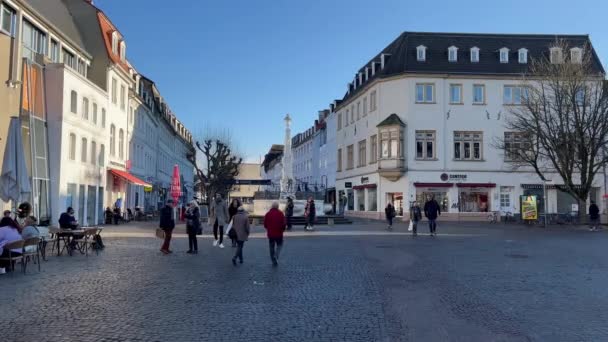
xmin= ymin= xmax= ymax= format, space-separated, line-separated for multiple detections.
xmin=155 ymin=228 xmax=165 ymax=239
xmin=225 ymin=219 xmax=234 ymax=237
xmin=408 ymin=220 xmax=413 ymax=232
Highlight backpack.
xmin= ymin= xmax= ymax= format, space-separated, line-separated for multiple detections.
xmin=92 ymin=234 xmax=105 ymax=250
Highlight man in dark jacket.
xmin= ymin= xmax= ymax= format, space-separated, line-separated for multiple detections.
xmin=159 ymin=199 xmax=175 ymax=254
xmin=589 ymin=201 xmax=600 ymax=231
xmin=410 ymin=202 xmax=422 ymax=236
xmin=424 ymin=196 xmax=441 ymax=236
xmin=264 ymin=202 xmax=286 ymax=266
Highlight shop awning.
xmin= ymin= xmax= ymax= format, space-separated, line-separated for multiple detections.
xmin=109 ymin=169 xmax=151 ymax=187
xmin=414 ymin=182 xmax=453 ymax=188
xmin=456 ymin=183 xmax=496 ymax=188
xmin=353 ymin=184 xmax=377 ymax=190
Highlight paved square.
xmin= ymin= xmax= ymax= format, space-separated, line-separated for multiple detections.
xmin=1 ymin=222 xmax=607 ymax=341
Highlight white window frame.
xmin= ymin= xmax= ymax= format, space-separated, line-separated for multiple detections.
xmin=550 ymin=47 xmax=563 ymax=64
xmin=500 ymin=48 xmax=509 ymax=63
xmin=503 ymin=85 xmax=528 ymax=105
xmin=449 ymin=84 xmax=462 ymax=104
xmin=358 ymin=139 xmax=367 ymax=167
xmin=111 ymin=78 xmax=117 ymax=104
xmin=570 ymin=47 xmax=582 ymax=64
xmin=120 ymin=84 xmax=126 ymax=110
xmin=416 ymin=45 xmax=426 ymax=61
xmin=370 ymin=90 xmax=377 ymax=111
xmin=111 ymin=31 xmax=118 ymax=54
xmin=415 ymin=83 xmax=435 ymax=103
xmin=518 ymin=48 xmax=528 ymax=64
xmin=81 ymin=137 xmax=87 ymax=163
xmin=454 ymin=131 xmax=483 ymax=161
xmin=1 ymin=3 xmax=17 ymax=37
xmin=448 ymin=46 xmax=458 ymax=62
xmin=415 ymin=130 xmax=436 ymax=160
xmin=346 ymin=145 xmax=354 ymax=170
xmin=504 ymin=131 xmax=525 ymax=161
xmin=68 ymin=133 xmax=76 ymax=160
xmin=119 ymin=41 xmax=126 ymax=61
xmin=473 ymin=84 xmax=485 ymax=104
xmin=370 ymin=134 xmax=378 ymax=163
xmin=82 ymin=97 xmax=89 ymax=120
xmin=470 ymin=47 xmax=480 ymax=63
xmin=70 ymin=90 xmax=78 ymax=114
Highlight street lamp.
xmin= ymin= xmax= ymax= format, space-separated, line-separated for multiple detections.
xmin=543 ymin=178 xmax=552 ymax=228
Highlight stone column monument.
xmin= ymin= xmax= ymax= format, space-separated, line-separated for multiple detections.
xmin=280 ymin=114 xmax=295 ymax=199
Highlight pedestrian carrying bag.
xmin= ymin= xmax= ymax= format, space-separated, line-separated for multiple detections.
xmin=225 ymin=219 xmax=234 ymax=238
xmin=408 ymin=220 xmax=413 ymax=231
xmin=155 ymin=228 xmax=165 ymax=239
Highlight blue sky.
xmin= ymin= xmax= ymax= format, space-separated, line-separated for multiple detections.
xmin=97 ymin=0 xmax=608 ymax=162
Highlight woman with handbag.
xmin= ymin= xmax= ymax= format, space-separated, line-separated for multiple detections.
xmin=185 ymin=200 xmax=201 ymax=254
xmin=227 ymin=199 xmax=241 ymax=247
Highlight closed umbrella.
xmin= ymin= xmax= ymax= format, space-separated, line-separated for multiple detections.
xmin=0 ymin=117 xmax=31 ymax=203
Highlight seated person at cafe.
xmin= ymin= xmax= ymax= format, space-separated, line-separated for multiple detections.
xmin=0 ymin=217 xmax=23 ymax=271
xmin=3 ymin=210 xmax=11 ymax=218
xmin=59 ymin=207 xmax=81 ymax=249
xmin=21 ymin=216 xmax=40 ymax=253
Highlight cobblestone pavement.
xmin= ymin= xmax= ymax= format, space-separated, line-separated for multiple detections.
xmin=1 ymin=222 xmax=607 ymax=341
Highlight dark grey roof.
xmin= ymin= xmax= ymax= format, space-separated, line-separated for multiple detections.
xmin=377 ymin=113 xmax=405 ymax=127
xmin=342 ymin=32 xmax=605 ymax=104
xmin=23 ymin=0 xmax=90 ymax=58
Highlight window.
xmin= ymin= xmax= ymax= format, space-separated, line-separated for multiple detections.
xmin=416 ymin=83 xmax=434 ymax=103
xmin=50 ymin=40 xmax=60 ymax=62
xmin=118 ymin=129 xmax=124 ymax=159
xmin=503 ymin=86 xmax=528 ymax=105
xmin=370 ymin=90 xmax=377 ymax=111
xmin=570 ymin=48 xmax=582 ymax=64
xmin=350 ymin=105 xmax=354 ymax=123
xmin=416 ymin=131 xmax=436 ymax=160
xmin=363 ymin=97 xmax=368 ymax=116
xmin=346 ymin=145 xmax=354 ymax=169
xmin=111 ymin=31 xmax=118 ymax=54
xmin=500 ymin=48 xmax=509 ymax=63
xmin=454 ymin=131 xmax=483 ymax=160
xmin=504 ymin=132 xmax=526 ymax=160
xmin=92 ymin=103 xmax=98 ymax=124
xmin=1 ymin=3 xmax=17 ymax=36
xmin=448 ymin=46 xmax=458 ymax=62
xmin=110 ymin=125 xmax=116 ymax=156
xmin=101 ymin=108 xmax=106 ymax=128
xmin=470 ymin=47 xmax=480 ymax=63
xmin=120 ymin=84 xmax=126 ymax=110
xmin=358 ymin=140 xmax=367 ymax=167
xmin=70 ymin=91 xmax=77 ymax=113
xmin=111 ymin=78 xmax=117 ymax=104
xmin=518 ymin=48 xmax=528 ymax=64
xmin=500 ymin=193 xmax=511 ymax=209
xmin=368 ymin=188 xmax=377 ymax=211
xmin=550 ymin=47 xmax=563 ymax=64
xmin=473 ymin=84 xmax=485 ymax=104
xmin=81 ymin=138 xmax=87 ymax=162
xmin=337 ymin=113 xmax=342 ymax=130
xmin=77 ymin=59 xmax=86 ymax=76
xmin=575 ymin=88 xmax=585 ymax=105
xmin=356 ymin=102 xmax=360 ymax=120
xmin=357 ymin=190 xmax=365 ymax=211
xmin=380 ymin=130 xmax=402 ymax=159
xmin=82 ymin=97 xmax=89 ymax=120
xmin=62 ymin=48 xmax=76 ymax=69
xmin=68 ymin=133 xmax=76 ymax=160
xmin=345 ymin=109 xmax=349 ymax=126
xmin=22 ymin=20 xmax=47 ymax=60
xmin=99 ymin=144 xmax=105 ymax=166
xmin=370 ymin=135 xmax=378 ymax=163
xmin=119 ymin=41 xmax=126 ymax=61
xmin=449 ymin=84 xmax=462 ymax=104
xmin=416 ymin=45 xmax=426 ymax=61
xmin=90 ymin=141 xmax=97 ymax=165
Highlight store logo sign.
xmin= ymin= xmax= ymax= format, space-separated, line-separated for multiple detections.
xmin=441 ymin=173 xmax=467 ymax=182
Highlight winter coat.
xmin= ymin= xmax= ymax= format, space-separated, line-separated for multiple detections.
xmin=285 ymin=202 xmax=294 ymax=217
xmin=231 ymin=211 xmax=250 ymax=242
xmin=210 ymin=198 xmax=229 ymax=226
xmin=589 ymin=204 xmax=600 ymax=220
xmin=385 ymin=206 xmax=396 ymax=219
xmin=305 ymin=201 xmax=316 ymax=218
xmin=424 ymin=200 xmax=441 ymax=220
xmin=185 ymin=206 xmax=201 ymax=235
xmin=410 ymin=206 xmax=422 ymax=222
xmin=228 ymin=205 xmax=239 ymax=221
xmin=159 ymin=205 xmax=175 ymax=231
xmin=264 ymin=208 xmax=286 ymax=239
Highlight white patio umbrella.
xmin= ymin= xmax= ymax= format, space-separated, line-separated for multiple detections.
xmin=0 ymin=117 xmax=32 ymax=204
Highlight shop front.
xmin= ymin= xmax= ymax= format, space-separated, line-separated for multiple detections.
xmin=414 ymin=183 xmax=451 ymax=213
xmin=108 ymin=168 xmax=151 ymax=214
xmin=457 ymin=183 xmax=495 ymax=213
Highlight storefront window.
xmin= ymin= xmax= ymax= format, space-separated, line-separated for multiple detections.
xmin=387 ymin=192 xmax=404 ymax=216
xmin=357 ymin=190 xmax=365 ymax=211
xmin=459 ymin=190 xmax=490 ymax=212
xmin=347 ymin=189 xmax=354 ymax=211
xmin=416 ymin=191 xmax=449 ymax=213
xmin=368 ymin=188 xmax=377 ymax=211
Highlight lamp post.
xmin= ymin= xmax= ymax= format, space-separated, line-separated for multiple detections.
xmin=543 ymin=178 xmax=552 ymax=228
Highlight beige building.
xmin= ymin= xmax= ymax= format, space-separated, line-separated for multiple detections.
xmin=230 ymin=163 xmax=262 ymax=204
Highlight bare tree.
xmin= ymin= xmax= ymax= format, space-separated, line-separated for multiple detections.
xmin=496 ymin=40 xmax=608 ymax=205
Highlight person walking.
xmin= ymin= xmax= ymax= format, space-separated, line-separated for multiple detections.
xmin=339 ymin=193 xmax=347 ymax=215
xmin=264 ymin=202 xmax=286 ymax=266
xmin=231 ymin=206 xmax=250 ymax=266
xmin=424 ymin=196 xmax=441 ymax=236
xmin=228 ymin=199 xmax=241 ymax=247
xmin=385 ymin=203 xmax=396 ymax=230
xmin=210 ymin=194 xmax=229 ymax=248
xmin=159 ymin=199 xmax=175 ymax=255
xmin=185 ymin=200 xmax=201 ymax=254
xmin=285 ymin=197 xmax=294 ymax=230
xmin=589 ymin=201 xmax=600 ymax=231
xmin=304 ymin=197 xmax=316 ymax=231
xmin=410 ymin=202 xmax=422 ymax=237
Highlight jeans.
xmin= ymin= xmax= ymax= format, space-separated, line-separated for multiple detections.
xmin=269 ymin=237 xmax=283 ymax=262
xmin=387 ymin=217 xmax=393 ymax=226
xmin=286 ymin=216 xmax=292 ymax=229
xmin=213 ymin=219 xmax=224 ymax=244
xmin=412 ymin=221 xmax=418 ymax=234
xmin=188 ymin=233 xmax=198 ymax=251
xmin=307 ymin=215 xmax=315 ymax=227
xmin=234 ymin=240 xmax=245 ymax=262
xmin=428 ymin=219 xmax=437 ymax=233
xmin=161 ymin=229 xmax=173 ymax=251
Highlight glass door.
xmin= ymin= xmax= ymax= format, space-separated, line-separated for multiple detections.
xmin=87 ymin=185 xmax=96 ymax=226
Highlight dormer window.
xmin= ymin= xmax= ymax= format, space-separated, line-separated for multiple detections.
xmin=448 ymin=46 xmax=458 ymax=62
xmin=111 ymin=31 xmax=118 ymax=54
xmin=518 ymin=48 xmax=528 ymax=64
xmin=500 ymin=48 xmax=509 ymax=63
xmin=470 ymin=47 xmax=479 ymax=63
xmin=119 ymin=41 xmax=126 ymax=61
xmin=416 ymin=45 xmax=427 ymax=62
xmin=550 ymin=47 xmax=563 ymax=64
xmin=570 ymin=47 xmax=583 ymax=64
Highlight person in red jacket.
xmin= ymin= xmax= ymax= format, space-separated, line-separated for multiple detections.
xmin=264 ymin=201 xmax=286 ymax=266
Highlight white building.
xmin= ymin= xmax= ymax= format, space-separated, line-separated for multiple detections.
xmin=292 ymin=126 xmax=314 ymax=189
xmin=335 ymin=32 xmax=606 ymax=220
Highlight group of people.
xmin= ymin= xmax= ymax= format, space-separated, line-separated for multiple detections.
xmin=385 ymin=196 xmax=442 ymax=236
xmin=157 ymin=194 xmax=292 ymax=267
xmin=0 ymin=203 xmax=41 ymax=272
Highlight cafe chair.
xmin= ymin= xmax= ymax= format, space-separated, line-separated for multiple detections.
xmin=0 ymin=240 xmax=25 ymax=273
xmin=22 ymin=237 xmax=42 ymax=273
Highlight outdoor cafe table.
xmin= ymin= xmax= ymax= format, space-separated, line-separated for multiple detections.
xmin=56 ymin=228 xmax=88 ymax=256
